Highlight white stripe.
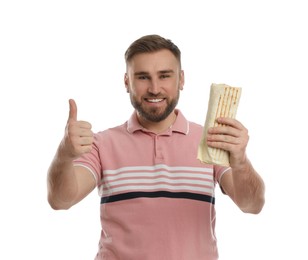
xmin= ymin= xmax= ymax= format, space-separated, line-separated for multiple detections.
xmin=185 ymin=120 xmax=190 ymax=135
xmin=104 ymin=177 xmax=214 ymax=188
xmin=99 ymin=164 xmax=216 ymax=197
xmin=103 ymin=184 xmax=214 ymax=195
xmin=103 ymin=164 xmax=213 ymax=175
xmin=73 ymin=163 xmax=98 ymax=184
xmin=218 ymin=167 xmax=231 ymax=183
xmin=104 ymin=170 xmax=213 ymax=182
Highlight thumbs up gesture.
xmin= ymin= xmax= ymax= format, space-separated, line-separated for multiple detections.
xmin=62 ymin=99 xmax=94 ymax=159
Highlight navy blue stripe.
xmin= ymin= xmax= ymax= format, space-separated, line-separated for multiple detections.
xmin=101 ymin=191 xmax=215 ymax=204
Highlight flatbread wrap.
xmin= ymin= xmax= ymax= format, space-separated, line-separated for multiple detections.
xmin=197 ymin=83 xmax=242 ymax=166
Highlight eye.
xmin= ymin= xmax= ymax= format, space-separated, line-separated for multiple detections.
xmin=160 ymin=74 xmax=170 ymax=79
xmin=138 ymin=75 xmax=149 ymax=80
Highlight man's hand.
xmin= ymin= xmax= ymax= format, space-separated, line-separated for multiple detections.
xmin=62 ymin=99 xmax=94 ymax=159
xmin=206 ymin=117 xmax=249 ymax=167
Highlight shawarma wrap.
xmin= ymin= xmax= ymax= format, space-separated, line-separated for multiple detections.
xmin=197 ymin=83 xmax=242 ymax=166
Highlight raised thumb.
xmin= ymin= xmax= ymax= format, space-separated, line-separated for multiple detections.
xmin=68 ymin=99 xmax=77 ymax=121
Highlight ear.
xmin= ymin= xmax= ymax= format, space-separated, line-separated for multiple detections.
xmin=179 ymin=70 xmax=185 ymax=90
xmin=124 ymin=73 xmax=129 ymax=93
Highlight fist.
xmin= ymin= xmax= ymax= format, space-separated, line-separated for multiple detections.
xmin=62 ymin=99 xmax=94 ymax=159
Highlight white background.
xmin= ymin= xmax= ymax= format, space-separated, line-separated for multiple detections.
xmin=1 ymin=0 xmax=307 ymax=259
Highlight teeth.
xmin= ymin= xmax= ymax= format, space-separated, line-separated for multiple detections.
xmin=147 ymin=99 xmax=163 ymax=103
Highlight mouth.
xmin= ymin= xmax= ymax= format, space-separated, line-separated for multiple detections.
xmin=145 ymin=98 xmax=165 ymax=103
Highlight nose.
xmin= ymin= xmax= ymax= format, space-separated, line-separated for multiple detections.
xmin=148 ymin=78 xmax=160 ymax=95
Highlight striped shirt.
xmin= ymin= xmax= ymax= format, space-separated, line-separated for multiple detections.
xmin=74 ymin=109 xmax=229 ymax=260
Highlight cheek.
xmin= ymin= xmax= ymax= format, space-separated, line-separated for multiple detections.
xmin=129 ymin=88 xmax=142 ymax=101
xmin=131 ymin=84 xmax=147 ymax=96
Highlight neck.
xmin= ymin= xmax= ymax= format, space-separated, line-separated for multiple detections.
xmin=137 ymin=110 xmax=177 ymax=134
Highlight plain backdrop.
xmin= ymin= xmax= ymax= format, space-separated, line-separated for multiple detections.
xmin=1 ymin=0 xmax=307 ymax=259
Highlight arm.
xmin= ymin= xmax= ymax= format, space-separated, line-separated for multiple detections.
xmin=47 ymin=99 xmax=96 ymax=210
xmin=207 ymin=117 xmax=265 ymax=214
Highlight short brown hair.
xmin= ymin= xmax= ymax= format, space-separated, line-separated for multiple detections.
xmin=124 ymin=34 xmax=181 ymax=67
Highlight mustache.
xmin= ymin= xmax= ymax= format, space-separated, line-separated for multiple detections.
xmin=143 ymin=93 xmax=165 ymax=99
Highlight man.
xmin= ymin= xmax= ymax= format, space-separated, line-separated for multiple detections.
xmin=47 ymin=34 xmax=265 ymax=260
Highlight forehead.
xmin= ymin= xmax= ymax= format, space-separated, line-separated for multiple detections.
xmin=127 ymin=49 xmax=180 ymax=73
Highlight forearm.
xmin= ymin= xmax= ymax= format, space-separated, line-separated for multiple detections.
xmin=47 ymin=143 xmax=78 ymax=210
xmin=47 ymin=99 xmax=95 ymax=209
xmin=231 ymin=157 xmax=265 ymax=214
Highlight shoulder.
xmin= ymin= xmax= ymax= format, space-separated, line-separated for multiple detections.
xmin=95 ymin=121 xmax=128 ymax=138
xmin=175 ymin=109 xmax=203 ymax=135
xmin=188 ymin=121 xmax=203 ymax=130
xmin=187 ymin=121 xmax=203 ymax=137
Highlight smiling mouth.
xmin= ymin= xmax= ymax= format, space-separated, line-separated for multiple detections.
xmin=145 ymin=98 xmax=165 ymax=103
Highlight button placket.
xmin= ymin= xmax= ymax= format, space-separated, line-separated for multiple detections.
xmin=154 ymin=135 xmax=164 ymax=163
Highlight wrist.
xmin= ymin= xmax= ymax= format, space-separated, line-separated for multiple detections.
xmin=57 ymin=139 xmax=76 ymax=162
xmin=230 ymin=155 xmax=251 ymax=175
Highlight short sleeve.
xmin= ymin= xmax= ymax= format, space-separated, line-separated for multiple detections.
xmin=73 ymin=134 xmax=102 ymax=186
xmin=214 ymin=165 xmax=231 ymax=185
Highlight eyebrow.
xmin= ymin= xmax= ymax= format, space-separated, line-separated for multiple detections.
xmin=159 ymin=70 xmax=175 ymax=74
xmin=134 ymin=70 xmax=175 ymax=76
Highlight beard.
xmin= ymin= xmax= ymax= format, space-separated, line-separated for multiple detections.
xmin=130 ymin=90 xmax=180 ymax=123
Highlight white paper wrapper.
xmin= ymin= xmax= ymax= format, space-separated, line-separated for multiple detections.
xmin=197 ymin=83 xmax=242 ymax=166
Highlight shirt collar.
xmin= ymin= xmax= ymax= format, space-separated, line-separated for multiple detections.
xmin=127 ymin=109 xmax=189 ymax=135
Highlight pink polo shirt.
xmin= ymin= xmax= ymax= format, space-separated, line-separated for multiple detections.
xmin=74 ymin=109 xmax=229 ymax=260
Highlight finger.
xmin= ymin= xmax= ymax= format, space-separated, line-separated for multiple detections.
xmin=79 ymin=144 xmax=93 ymax=154
xmin=217 ymin=117 xmax=245 ymax=130
xmin=207 ymin=134 xmax=240 ymax=144
xmin=71 ymin=143 xmax=93 ymax=156
xmin=78 ymin=121 xmax=92 ymax=130
xmin=208 ymin=125 xmax=240 ymax=138
xmin=78 ymin=128 xmax=93 ymax=137
xmin=68 ymin=99 xmax=77 ymax=122
xmin=80 ymin=136 xmax=94 ymax=146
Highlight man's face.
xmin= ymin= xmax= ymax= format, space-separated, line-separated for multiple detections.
xmin=125 ymin=49 xmax=184 ymax=123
